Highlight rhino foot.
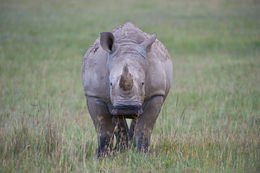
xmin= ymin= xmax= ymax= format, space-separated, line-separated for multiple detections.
xmin=97 ymin=133 xmax=114 ymax=158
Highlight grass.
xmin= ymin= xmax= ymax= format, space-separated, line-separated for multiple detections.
xmin=0 ymin=0 xmax=259 ymax=172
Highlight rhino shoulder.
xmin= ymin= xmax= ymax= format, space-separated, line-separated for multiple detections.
xmin=81 ymin=39 xmax=110 ymax=101
xmin=145 ymin=41 xmax=173 ymax=99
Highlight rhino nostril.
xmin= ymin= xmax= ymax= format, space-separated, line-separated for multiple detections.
xmin=138 ymin=109 xmax=143 ymax=115
xmin=111 ymin=109 xmax=117 ymax=115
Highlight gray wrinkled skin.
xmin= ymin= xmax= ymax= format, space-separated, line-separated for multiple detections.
xmin=82 ymin=22 xmax=172 ymax=158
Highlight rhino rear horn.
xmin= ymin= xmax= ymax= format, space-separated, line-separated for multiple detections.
xmin=119 ymin=65 xmax=133 ymax=91
xmin=100 ymin=32 xmax=116 ymax=53
xmin=141 ymin=33 xmax=157 ymax=53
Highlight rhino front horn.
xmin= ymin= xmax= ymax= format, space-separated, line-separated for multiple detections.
xmin=119 ymin=65 xmax=133 ymax=91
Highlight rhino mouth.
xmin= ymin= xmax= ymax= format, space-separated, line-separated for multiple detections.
xmin=111 ymin=104 xmax=143 ymax=119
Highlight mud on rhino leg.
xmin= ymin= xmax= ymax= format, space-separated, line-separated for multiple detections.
xmin=86 ymin=97 xmax=115 ymax=158
xmin=134 ymin=96 xmax=164 ymax=152
xmin=113 ymin=118 xmax=129 ymax=151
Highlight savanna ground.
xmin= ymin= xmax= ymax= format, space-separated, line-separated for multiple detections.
xmin=0 ymin=0 xmax=259 ymax=172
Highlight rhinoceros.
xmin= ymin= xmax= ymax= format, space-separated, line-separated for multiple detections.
xmin=82 ymin=22 xmax=172 ymax=157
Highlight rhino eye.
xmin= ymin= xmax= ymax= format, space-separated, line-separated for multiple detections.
xmin=110 ymin=82 xmax=113 ymax=86
xmin=141 ymin=82 xmax=144 ymax=86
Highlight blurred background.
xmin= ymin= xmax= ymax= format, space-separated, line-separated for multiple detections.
xmin=0 ymin=0 xmax=259 ymax=172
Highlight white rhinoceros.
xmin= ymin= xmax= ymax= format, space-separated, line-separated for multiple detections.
xmin=82 ymin=22 xmax=172 ymax=157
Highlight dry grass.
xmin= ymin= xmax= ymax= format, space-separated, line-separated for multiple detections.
xmin=0 ymin=0 xmax=259 ymax=172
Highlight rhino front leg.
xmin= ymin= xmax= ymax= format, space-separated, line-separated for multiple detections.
xmin=134 ymin=96 xmax=164 ymax=152
xmin=86 ymin=97 xmax=115 ymax=158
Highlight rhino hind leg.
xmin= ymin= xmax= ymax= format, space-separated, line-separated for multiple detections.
xmin=129 ymin=119 xmax=136 ymax=142
xmin=134 ymin=96 xmax=164 ymax=152
xmin=113 ymin=118 xmax=129 ymax=151
xmin=86 ymin=97 xmax=115 ymax=158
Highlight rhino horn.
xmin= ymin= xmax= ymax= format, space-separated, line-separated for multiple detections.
xmin=119 ymin=65 xmax=133 ymax=91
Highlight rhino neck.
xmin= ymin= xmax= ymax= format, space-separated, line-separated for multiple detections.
xmin=108 ymin=45 xmax=147 ymax=68
xmin=116 ymin=39 xmax=139 ymax=45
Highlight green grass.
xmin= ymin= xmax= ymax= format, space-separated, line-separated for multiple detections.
xmin=0 ymin=0 xmax=259 ymax=172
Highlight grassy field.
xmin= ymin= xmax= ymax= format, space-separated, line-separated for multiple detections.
xmin=0 ymin=0 xmax=259 ymax=172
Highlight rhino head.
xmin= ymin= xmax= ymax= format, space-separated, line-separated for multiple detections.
xmin=100 ymin=32 xmax=157 ymax=118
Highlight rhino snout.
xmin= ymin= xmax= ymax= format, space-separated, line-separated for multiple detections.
xmin=111 ymin=104 xmax=143 ymax=119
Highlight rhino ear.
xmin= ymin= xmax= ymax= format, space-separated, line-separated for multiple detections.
xmin=100 ymin=32 xmax=116 ymax=53
xmin=141 ymin=33 xmax=157 ymax=53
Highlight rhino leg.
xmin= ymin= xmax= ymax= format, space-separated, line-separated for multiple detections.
xmin=134 ymin=96 xmax=164 ymax=152
xmin=86 ymin=97 xmax=115 ymax=158
xmin=129 ymin=119 xmax=136 ymax=142
xmin=113 ymin=118 xmax=129 ymax=151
